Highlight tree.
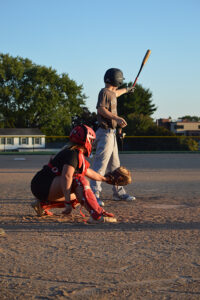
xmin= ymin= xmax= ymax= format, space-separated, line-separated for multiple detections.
xmin=179 ymin=115 xmax=200 ymax=122
xmin=0 ymin=112 xmax=4 ymax=128
xmin=118 ymin=83 xmax=157 ymax=117
xmin=0 ymin=53 xmax=86 ymax=135
xmin=71 ymin=107 xmax=98 ymax=132
xmin=178 ymin=136 xmax=199 ymax=151
xmin=117 ymin=83 xmax=157 ymax=135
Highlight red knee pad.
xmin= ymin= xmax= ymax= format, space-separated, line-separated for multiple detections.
xmin=72 ymin=176 xmax=103 ymax=219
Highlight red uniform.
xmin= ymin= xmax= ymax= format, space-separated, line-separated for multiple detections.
xmin=31 ymin=124 xmax=116 ymax=222
xmin=31 ymin=148 xmax=104 ymax=219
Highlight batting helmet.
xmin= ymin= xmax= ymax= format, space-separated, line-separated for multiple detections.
xmin=104 ymin=68 xmax=124 ymax=87
xmin=69 ymin=124 xmax=96 ymax=157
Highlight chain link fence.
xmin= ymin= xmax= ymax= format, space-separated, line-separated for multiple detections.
xmin=45 ymin=136 xmax=200 ymax=152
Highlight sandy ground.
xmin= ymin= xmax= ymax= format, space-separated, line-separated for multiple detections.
xmin=0 ymin=153 xmax=200 ymax=300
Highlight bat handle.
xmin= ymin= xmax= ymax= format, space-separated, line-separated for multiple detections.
xmin=132 ymin=77 xmax=138 ymax=88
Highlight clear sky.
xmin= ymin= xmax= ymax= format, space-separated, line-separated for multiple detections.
xmin=1 ymin=0 xmax=200 ymax=120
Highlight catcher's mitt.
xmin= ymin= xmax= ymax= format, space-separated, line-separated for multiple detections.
xmin=105 ymin=166 xmax=132 ymax=186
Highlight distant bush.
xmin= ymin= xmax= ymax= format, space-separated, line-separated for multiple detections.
xmin=178 ymin=136 xmax=199 ymax=151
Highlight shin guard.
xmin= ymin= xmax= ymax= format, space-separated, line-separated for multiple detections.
xmin=73 ymin=176 xmax=103 ymax=220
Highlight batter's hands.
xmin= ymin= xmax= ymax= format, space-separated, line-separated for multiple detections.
xmin=126 ymin=86 xmax=136 ymax=93
xmin=116 ymin=116 xmax=127 ymax=128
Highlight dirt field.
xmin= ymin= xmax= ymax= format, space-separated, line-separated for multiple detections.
xmin=0 ymin=153 xmax=200 ymax=299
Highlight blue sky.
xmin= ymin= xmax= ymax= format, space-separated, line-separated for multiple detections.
xmin=1 ymin=0 xmax=200 ymax=120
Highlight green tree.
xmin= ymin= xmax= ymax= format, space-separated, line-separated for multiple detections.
xmin=0 ymin=112 xmax=4 ymax=128
xmin=118 ymin=83 xmax=157 ymax=117
xmin=72 ymin=107 xmax=98 ymax=132
xmin=123 ymin=113 xmax=153 ymax=135
xmin=179 ymin=136 xmax=199 ymax=151
xmin=0 ymin=53 xmax=86 ymax=135
xmin=179 ymin=115 xmax=200 ymax=121
xmin=117 ymin=83 xmax=157 ymax=135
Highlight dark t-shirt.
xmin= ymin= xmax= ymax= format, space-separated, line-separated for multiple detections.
xmin=50 ymin=148 xmax=79 ymax=173
xmin=31 ymin=148 xmax=80 ymax=201
xmin=96 ymin=88 xmax=118 ymax=129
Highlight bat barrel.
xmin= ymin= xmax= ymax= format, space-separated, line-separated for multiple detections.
xmin=132 ymin=49 xmax=151 ymax=87
xmin=142 ymin=49 xmax=151 ymax=66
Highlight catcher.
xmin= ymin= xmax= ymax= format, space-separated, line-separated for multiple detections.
xmin=31 ymin=124 xmax=118 ymax=224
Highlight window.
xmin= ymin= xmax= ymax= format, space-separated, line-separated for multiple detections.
xmin=198 ymin=125 xmax=200 ymax=129
xmin=1 ymin=138 xmax=5 ymax=144
xmin=32 ymin=137 xmax=41 ymax=145
xmin=21 ymin=137 xmax=29 ymax=144
xmin=174 ymin=125 xmax=184 ymax=129
xmin=0 ymin=137 xmax=14 ymax=145
xmin=35 ymin=137 xmax=41 ymax=144
xmin=7 ymin=137 xmax=14 ymax=145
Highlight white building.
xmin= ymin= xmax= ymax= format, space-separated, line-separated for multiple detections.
xmin=170 ymin=121 xmax=200 ymax=136
xmin=0 ymin=128 xmax=45 ymax=151
xmin=157 ymin=119 xmax=200 ymax=136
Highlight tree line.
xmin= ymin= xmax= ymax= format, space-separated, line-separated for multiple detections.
xmin=0 ymin=53 xmax=86 ymax=136
xmin=0 ymin=53 xmax=199 ymax=150
xmin=0 ymin=53 xmax=159 ymax=134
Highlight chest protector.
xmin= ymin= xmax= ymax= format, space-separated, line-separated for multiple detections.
xmin=74 ymin=151 xmax=90 ymax=177
xmin=48 ymin=150 xmax=90 ymax=176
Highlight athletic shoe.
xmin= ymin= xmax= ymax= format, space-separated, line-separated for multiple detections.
xmin=87 ymin=215 xmax=117 ymax=224
xmin=0 ymin=228 xmax=5 ymax=236
xmin=113 ymin=194 xmax=136 ymax=201
xmin=88 ymin=210 xmax=117 ymax=224
xmin=62 ymin=203 xmax=73 ymax=215
xmin=95 ymin=195 xmax=105 ymax=207
xmin=97 ymin=199 xmax=105 ymax=207
xmin=31 ymin=200 xmax=53 ymax=216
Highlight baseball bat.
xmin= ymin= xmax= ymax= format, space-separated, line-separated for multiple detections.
xmin=132 ymin=49 xmax=151 ymax=88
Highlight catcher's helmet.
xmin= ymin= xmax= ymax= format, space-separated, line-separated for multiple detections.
xmin=69 ymin=124 xmax=96 ymax=157
xmin=104 ymin=68 xmax=124 ymax=87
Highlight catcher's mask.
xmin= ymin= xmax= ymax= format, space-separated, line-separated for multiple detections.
xmin=69 ymin=124 xmax=96 ymax=157
xmin=104 ymin=68 xmax=124 ymax=87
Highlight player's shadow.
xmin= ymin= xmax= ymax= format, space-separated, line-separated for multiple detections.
xmin=0 ymin=171 xmax=34 ymax=173
xmin=1 ymin=220 xmax=200 ymax=233
xmin=0 ymin=198 xmax=31 ymax=204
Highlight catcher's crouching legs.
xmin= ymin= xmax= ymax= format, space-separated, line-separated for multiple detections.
xmin=31 ymin=199 xmax=66 ymax=216
xmin=72 ymin=176 xmax=117 ymax=223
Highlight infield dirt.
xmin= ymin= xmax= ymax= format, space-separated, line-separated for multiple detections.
xmin=0 ymin=154 xmax=200 ymax=299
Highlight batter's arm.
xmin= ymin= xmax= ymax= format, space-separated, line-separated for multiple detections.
xmin=115 ymin=88 xmax=128 ymax=98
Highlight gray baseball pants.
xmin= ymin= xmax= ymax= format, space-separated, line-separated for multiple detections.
xmin=90 ymin=127 xmax=126 ymax=197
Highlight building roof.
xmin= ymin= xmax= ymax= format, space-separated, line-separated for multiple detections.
xmin=0 ymin=128 xmax=45 ymax=136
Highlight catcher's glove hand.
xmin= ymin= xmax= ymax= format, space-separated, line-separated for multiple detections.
xmin=105 ymin=166 xmax=132 ymax=186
